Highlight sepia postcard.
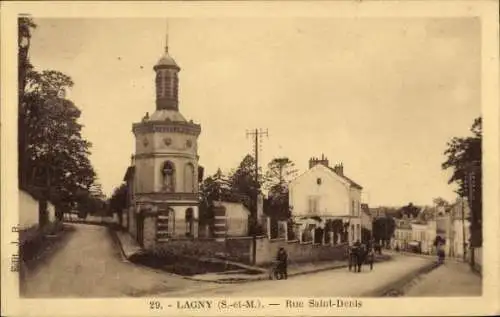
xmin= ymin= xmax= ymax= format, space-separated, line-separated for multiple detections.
xmin=1 ymin=1 xmax=499 ymax=316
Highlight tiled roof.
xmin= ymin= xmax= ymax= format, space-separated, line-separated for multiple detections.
xmin=327 ymin=167 xmax=363 ymax=189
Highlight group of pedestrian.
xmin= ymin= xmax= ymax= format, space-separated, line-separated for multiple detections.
xmin=272 ymin=239 xmax=380 ymax=280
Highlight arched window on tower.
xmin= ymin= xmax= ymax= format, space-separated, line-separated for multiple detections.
xmin=162 ymin=161 xmax=175 ymax=192
xmin=184 ymin=163 xmax=195 ymax=193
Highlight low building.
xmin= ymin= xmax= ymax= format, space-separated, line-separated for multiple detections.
xmin=392 ymin=219 xmax=413 ymax=251
xmin=411 ymin=221 xmax=431 ymax=253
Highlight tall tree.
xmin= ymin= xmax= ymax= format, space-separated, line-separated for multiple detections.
xmin=442 ymin=117 xmax=482 ymax=246
xmin=109 ymin=183 xmax=128 ymax=224
xmin=18 ymin=17 xmax=37 ymax=188
xmin=372 ymin=216 xmax=396 ymax=247
xmin=264 ymin=157 xmax=298 ymax=190
xmin=264 ymin=157 xmax=298 ymax=220
xmin=21 ymin=69 xmax=97 ymax=211
xmin=229 ymin=155 xmax=260 ymax=213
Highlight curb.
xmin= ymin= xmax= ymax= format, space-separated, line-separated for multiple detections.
xmin=108 ymin=227 xmax=132 ymax=263
xmin=110 ymin=227 xmax=394 ymax=285
xmin=363 ymin=261 xmax=440 ymax=297
xmin=184 ymin=256 xmax=393 ymax=284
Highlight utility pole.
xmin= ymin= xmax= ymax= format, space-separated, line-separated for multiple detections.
xmin=461 ymin=196 xmax=467 ymax=262
xmin=465 ymin=160 xmax=480 ymax=270
xmin=246 ymin=128 xmax=268 ymax=265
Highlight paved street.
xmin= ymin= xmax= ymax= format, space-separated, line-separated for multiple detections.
xmin=159 ymin=254 xmax=434 ymax=297
xmin=21 ymin=223 xmax=453 ymax=298
xmin=403 ymin=260 xmax=482 ymax=296
xmin=21 ymin=223 xmax=202 ymax=298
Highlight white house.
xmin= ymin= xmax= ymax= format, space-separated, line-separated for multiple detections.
xmin=288 ymin=155 xmax=363 ymax=245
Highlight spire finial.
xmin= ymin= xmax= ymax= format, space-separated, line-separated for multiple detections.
xmin=165 ymin=20 xmax=169 ymax=53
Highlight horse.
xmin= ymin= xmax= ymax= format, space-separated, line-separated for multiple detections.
xmin=348 ymin=244 xmax=373 ymax=273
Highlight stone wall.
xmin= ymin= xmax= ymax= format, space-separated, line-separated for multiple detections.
xmin=254 ymin=237 xmax=347 ymax=266
xmin=154 ymin=238 xmax=226 ymax=258
xmin=226 ymin=237 xmax=253 ymax=263
xmin=128 ymin=207 xmax=137 ymax=239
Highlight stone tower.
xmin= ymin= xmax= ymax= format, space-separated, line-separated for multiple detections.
xmin=131 ymin=35 xmax=201 ymax=246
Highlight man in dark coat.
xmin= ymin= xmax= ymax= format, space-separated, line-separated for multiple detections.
xmin=276 ymin=247 xmax=288 ymax=279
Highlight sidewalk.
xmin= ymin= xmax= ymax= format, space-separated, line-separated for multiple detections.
xmin=113 ymin=229 xmax=143 ymax=260
xmin=403 ymin=261 xmax=482 ymax=296
xmin=112 ymin=229 xmax=392 ymax=283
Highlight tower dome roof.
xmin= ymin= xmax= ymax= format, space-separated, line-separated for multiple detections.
xmin=155 ymin=52 xmax=179 ymax=68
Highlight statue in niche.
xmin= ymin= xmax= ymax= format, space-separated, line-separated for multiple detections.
xmin=162 ymin=161 xmax=175 ymax=192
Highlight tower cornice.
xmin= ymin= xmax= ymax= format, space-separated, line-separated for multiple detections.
xmin=133 ymin=120 xmax=201 ymax=136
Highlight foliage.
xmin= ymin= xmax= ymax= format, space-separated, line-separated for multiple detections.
xmin=18 ymin=18 xmax=37 ymax=106
xmin=263 ymin=157 xmax=298 ymax=190
xmin=433 ymin=197 xmax=450 ymax=207
xmin=361 ymin=227 xmax=372 ymax=244
xmin=228 ymin=154 xmax=260 ymax=214
xmin=442 ymin=117 xmax=482 ymax=246
xmin=20 ymin=70 xmax=97 ymax=208
xmin=372 ymin=217 xmax=396 ymax=245
xmin=109 ymin=183 xmax=128 ymax=217
xmin=397 ymin=202 xmax=420 ymax=219
xmin=263 ymin=157 xmax=297 ymax=221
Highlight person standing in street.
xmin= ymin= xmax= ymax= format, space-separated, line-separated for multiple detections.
xmin=276 ymin=247 xmax=288 ymax=280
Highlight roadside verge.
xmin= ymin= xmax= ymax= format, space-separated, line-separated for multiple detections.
xmin=110 ymin=227 xmax=393 ymax=284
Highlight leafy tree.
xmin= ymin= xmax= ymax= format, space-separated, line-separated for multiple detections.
xmin=109 ymin=183 xmax=128 ymax=225
xmin=442 ymin=117 xmax=482 ymax=246
xmin=433 ymin=197 xmax=450 ymax=207
xmin=399 ymin=202 xmax=420 ymax=219
xmin=263 ymin=157 xmax=298 ymax=221
xmin=372 ymin=216 xmax=396 ymax=247
xmin=229 ymin=155 xmax=260 ymax=213
xmin=18 ymin=17 xmax=37 ymax=187
xmin=20 ymin=70 xmax=97 ymax=214
xmin=361 ymin=227 xmax=372 ymax=244
xmin=263 ymin=157 xmax=298 ymax=190
xmin=198 ymin=169 xmax=243 ymax=225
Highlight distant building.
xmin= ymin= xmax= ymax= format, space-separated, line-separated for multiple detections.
xmin=288 ymin=155 xmax=363 ymax=245
xmin=392 ymin=217 xmax=413 ymax=250
xmin=449 ymin=198 xmax=471 ymax=259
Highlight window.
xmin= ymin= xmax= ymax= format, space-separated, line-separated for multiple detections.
xmin=352 ymin=200 xmax=355 ymax=215
xmin=185 ymin=208 xmax=194 ymax=237
xmin=162 ymin=161 xmax=175 ymax=192
xmin=308 ymin=196 xmax=319 ymax=214
xmin=184 ymin=163 xmax=195 ymax=192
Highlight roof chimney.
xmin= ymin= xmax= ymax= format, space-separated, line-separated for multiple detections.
xmin=309 ymin=155 xmax=329 ymax=169
xmin=333 ymin=163 xmax=344 ymax=176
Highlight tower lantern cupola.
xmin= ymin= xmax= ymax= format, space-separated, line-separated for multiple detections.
xmin=153 ymin=35 xmax=180 ymax=111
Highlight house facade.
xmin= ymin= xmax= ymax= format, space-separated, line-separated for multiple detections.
xmin=288 ymin=155 xmax=363 ymax=245
xmin=392 ymin=218 xmax=413 ymax=250
xmin=449 ymin=198 xmax=471 ymax=259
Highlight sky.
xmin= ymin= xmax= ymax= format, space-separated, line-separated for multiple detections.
xmin=28 ymin=17 xmax=481 ymax=207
